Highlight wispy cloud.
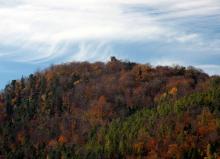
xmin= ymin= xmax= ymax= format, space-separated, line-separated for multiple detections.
xmin=1 ymin=0 xmax=219 ymax=63
xmin=70 ymin=42 xmax=113 ymax=62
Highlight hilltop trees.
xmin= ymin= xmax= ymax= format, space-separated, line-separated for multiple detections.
xmin=0 ymin=58 xmax=219 ymax=158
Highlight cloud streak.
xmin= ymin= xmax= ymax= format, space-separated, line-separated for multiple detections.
xmin=0 ymin=0 xmax=219 ymax=63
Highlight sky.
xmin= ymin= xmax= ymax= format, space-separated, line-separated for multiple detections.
xmin=0 ymin=0 xmax=220 ymax=89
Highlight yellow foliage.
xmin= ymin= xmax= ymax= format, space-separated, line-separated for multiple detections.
xmin=41 ymin=94 xmax=46 ymax=101
xmin=133 ymin=142 xmax=144 ymax=154
xmin=162 ymin=92 xmax=167 ymax=98
xmin=12 ymin=98 xmax=17 ymax=105
xmin=74 ymin=80 xmax=80 ymax=85
xmin=0 ymin=103 xmax=4 ymax=110
xmin=156 ymin=92 xmax=167 ymax=103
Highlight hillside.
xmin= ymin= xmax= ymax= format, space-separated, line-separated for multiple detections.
xmin=0 ymin=57 xmax=219 ymax=159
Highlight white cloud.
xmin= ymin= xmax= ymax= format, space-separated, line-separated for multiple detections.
xmin=0 ymin=0 xmax=219 ymax=62
xmin=175 ymin=34 xmax=199 ymax=43
xmin=71 ymin=42 xmax=112 ymax=62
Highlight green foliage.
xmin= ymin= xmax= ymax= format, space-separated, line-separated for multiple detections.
xmin=84 ymin=87 xmax=220 ymax=158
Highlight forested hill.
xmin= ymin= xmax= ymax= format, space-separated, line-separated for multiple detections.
xmin=0 ymin=57 xmax=220 ymax=159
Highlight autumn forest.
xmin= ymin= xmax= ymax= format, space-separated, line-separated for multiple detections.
xmin=0 ymin=57 xmax=219 ymax=159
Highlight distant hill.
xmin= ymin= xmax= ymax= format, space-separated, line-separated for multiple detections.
xmin=0 ymin=57 xmax=219 ymax=158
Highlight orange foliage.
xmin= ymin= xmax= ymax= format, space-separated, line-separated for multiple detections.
xmin=167 ymin=144 xmax=180 ymax=158
xmin=198 ymin=126 xmax=209 ymax=136
xmin=45 ymin=71 xmax=54 ymax=81
xmin=17 ymin=131 xmax=25 ymax=144
xmin=88 ymin=95 xmax=113 ymax=125
xmin=169 ymin=87 xmax=178 ymax=96
xmin=146 ymin=151 xmax=158 ymax=159
xmin=94 ymin=95 xmax=107 ymax=118
xmin=10 ymin=144 xmax=16 ymax=152
xmin=197 ymin=109 xmax=218 ymax=137
xmin=58 ymin=135 xmax=67 ymax=144
xmin=0 ymin=103 xmax=5 ymax=122
xmin=48 ymin=139 xmax=58 ymax=147
xmin=131 ymin=64 xmax=151 ymax=81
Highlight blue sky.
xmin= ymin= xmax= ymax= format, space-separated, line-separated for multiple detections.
xmin=0 ymin=0 xmax=220 ymax=89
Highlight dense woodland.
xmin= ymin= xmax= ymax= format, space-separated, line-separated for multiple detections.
xmin=0 ymin=57 xmax=219 ymax=159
